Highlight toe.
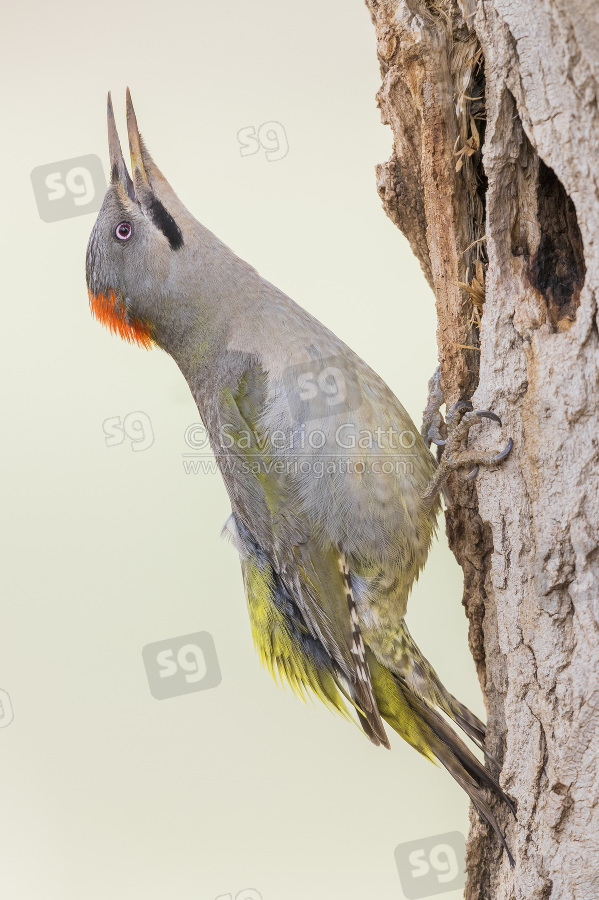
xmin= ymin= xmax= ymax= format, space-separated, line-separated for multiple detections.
xmin=448 ymin=399 xmax=473 ymax=417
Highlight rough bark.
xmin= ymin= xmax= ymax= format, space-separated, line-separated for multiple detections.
xmin=365 ymin=1 xmax=599 ymax=897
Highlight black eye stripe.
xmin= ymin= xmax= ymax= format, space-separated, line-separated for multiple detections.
xmin=146 ymin=195 xmax=184 ymax=250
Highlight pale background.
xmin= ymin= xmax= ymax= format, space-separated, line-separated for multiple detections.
xmin=1 ymin=1 xmax=482 ymax=897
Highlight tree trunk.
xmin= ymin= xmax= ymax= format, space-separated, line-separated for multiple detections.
xmin=364 ymin=1 xmax=599 ymax=897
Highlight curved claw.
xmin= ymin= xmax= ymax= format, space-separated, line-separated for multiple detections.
xmin=424 ymin=421 xmax=447 ymax=448
xmin=466 ymin=437 xmax=513 ymax=482
xmin=474 ymin=409 xmax=502 ymax=426
xmin=496 ymin=437 xmax=513 ymax=462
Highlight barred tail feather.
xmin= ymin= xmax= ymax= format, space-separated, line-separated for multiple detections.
xmin=398 ymin=623 xmax=489 ymax=753
xmin=367 ymin=649 xmax=515 ymax=867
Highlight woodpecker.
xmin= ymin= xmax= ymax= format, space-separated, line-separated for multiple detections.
xmin=86 ymin=90 xmax=514 ymax=862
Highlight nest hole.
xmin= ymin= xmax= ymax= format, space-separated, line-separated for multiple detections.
xmin=530 ymin=160 xmax=586 ymax=331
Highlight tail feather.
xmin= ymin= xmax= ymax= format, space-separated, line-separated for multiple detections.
xmin=396 ymin=623 xmax=493 ymax=755
xmin=367 ymin=649 xmax=515 ymax=867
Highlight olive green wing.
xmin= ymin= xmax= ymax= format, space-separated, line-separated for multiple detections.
xmin=219 ymin=364 xmax=389 ymax=746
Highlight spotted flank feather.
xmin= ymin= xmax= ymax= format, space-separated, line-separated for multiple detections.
xmin=339 ymin=553 xmax=390 ymax=749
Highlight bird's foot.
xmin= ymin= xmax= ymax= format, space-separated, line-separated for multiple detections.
xmin=422 ymin=398 xmax=513 ymax=507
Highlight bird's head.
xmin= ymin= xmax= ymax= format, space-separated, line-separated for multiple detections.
xmin=86 ymin=89 xmax=196 ymax=350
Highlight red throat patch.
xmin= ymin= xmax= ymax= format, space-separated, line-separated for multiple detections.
xmin=88 ymin=290 xmax=154 ymax=349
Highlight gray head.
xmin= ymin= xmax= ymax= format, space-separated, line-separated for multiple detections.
xmin=86 ymin=89 xmax=203 ymax=349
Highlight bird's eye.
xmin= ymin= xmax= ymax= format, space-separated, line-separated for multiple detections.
xmin=115 ymin=221 xmax=133 ymax=241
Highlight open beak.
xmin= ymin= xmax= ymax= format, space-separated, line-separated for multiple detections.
xmin=106 ymin=87 xmax=153 ymax=201
xmin=106 ymin=89 xmax=189 ymax=249
xmin=107 ymin=92 xmax=136 ymax=202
